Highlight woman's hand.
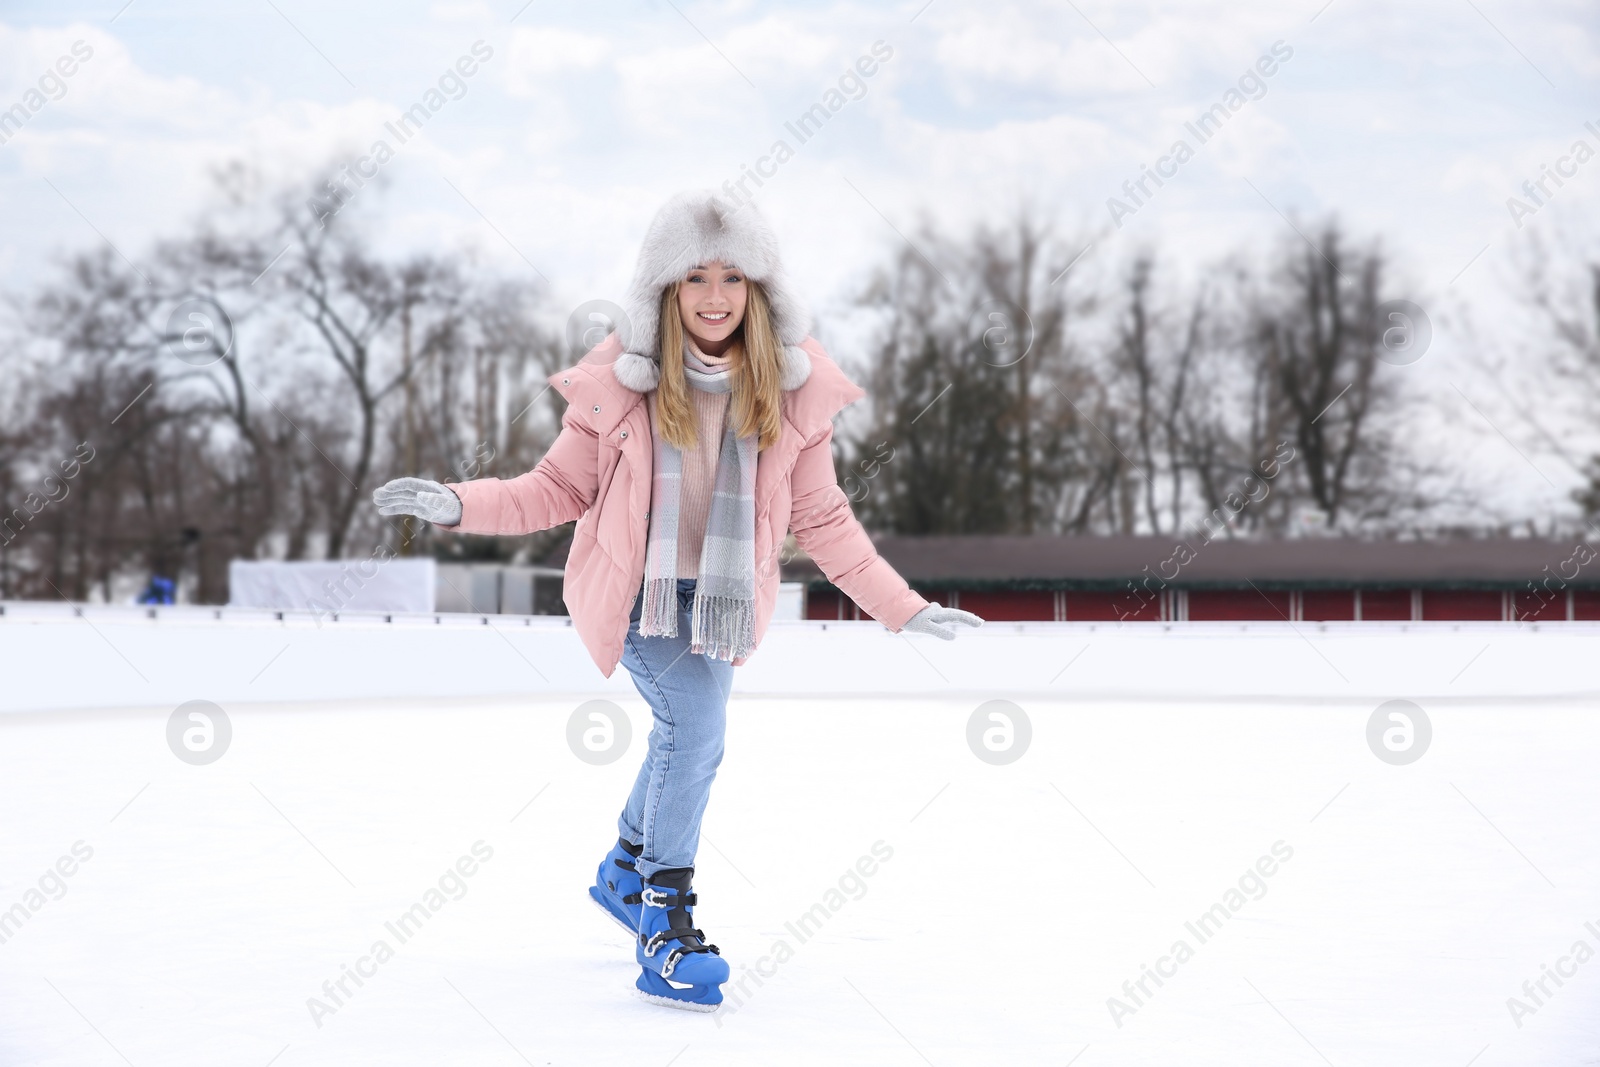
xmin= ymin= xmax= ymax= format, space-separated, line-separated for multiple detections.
xmin=901 ymin=603 xmax=984 ymax=640
xmin=372 ymin=477 xmax=463 ymax=526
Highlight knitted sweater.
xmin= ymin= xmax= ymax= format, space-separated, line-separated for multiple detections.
xmin=649 ymin=340 xmax=734 ymax=579
xmin=674 ymin=387 xmax=731 ymax=578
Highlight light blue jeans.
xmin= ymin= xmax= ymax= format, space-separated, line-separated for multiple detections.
xmin=616 ymin=578 xmax=734 ymax=882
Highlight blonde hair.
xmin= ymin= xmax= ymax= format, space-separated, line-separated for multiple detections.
xmin=654 ymin=278 xmax=784 ymax=452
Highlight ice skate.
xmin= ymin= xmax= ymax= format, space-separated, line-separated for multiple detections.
xmin=633 ymin=866 xmax=728 ymax=1012
xmin=588 ymin=836 xmax=645 ymax=934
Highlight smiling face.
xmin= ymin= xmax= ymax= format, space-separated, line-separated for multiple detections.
xmin=676 ymin=259 xmax=747 ymax=359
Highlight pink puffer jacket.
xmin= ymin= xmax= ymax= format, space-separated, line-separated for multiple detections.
xmin=439 ymin=331 xmax=930 ymax=677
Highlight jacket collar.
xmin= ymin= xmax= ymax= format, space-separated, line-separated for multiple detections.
xmin=546 ymin=331 xmax=854 ymax=439
xmin=611 ymin=342 xmax=811 ymax=393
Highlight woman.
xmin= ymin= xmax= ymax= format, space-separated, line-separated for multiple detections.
xmin=373 ymin=190 xmax=983 ymax=1011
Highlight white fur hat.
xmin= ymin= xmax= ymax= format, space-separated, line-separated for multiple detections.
xmin=618 ymin=190 xmax=812 ymax=364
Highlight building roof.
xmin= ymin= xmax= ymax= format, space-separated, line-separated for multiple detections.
xmin=781 ymin=534 xmax=1599 ymax=590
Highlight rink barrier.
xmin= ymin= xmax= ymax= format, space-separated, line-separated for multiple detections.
xmin=2 ymin=600 xmax=1599 ymax=713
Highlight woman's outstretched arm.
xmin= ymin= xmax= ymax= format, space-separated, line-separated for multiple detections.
xmin=787 ymin=420 xmax=930 ymax=631
xmin=373 ymin=403 xmax=601 ymax=535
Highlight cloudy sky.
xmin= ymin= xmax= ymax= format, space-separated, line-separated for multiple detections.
xmin=1 ymin=0 xmax=1597 ymax=522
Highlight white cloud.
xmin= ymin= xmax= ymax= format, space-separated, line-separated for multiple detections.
xmin=499 ymin=26 xmax=612 ymax=97
xmin=429 ymin=1 xmax=496 ymax=21
xmin=0 ymin=2 xmax=1596 ymax=518
xmin=0 ymin=2 xmax=1594 ymax=371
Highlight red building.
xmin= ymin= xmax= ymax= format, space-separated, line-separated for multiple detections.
xmin=786 ymin=535 xmax=1600 ymax=623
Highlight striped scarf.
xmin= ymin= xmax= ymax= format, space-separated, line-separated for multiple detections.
xmin=639 ymin=342 xmax=758 ymax=662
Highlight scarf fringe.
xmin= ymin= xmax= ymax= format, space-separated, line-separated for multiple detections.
xmin=639 ymin=575 xmax=681 ymax=639
xmin=640 ymin=581 xmax=757 ymax=663
xmin=690 ymin=593 xmax=756 ymax=663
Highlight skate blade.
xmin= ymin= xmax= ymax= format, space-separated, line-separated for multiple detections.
xmin=588 ymin=889 xmax=640 ymax=937
xmin=635 ymin=987 xmax=721 ymax=1013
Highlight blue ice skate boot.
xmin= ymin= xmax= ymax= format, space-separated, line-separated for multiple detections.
xmin=634 ymin=866 xmax=729 ymax=1012
xmin=587 ymin=836 xmax=644 ymax=934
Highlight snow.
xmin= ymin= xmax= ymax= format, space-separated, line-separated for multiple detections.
xmin=2 ymin=615 xmax=1598 ymax=1065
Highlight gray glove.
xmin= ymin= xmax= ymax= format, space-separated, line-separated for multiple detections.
xmin=372 ymin=477 xmax=463 ymax=526
xmin=901 ymin=602 xmax=984 ymax=640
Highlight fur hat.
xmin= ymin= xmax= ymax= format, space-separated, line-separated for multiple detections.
xmin=613 ymin=189 xmax=813 ymax=392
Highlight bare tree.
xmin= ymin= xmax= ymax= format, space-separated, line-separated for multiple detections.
xmin=5 ymin=160 xmax=562 ymax=601
xmin=1232 ymin=223 xmax=1417 ymax=530
xmin=1102 ymin=252 xmax=1205 ymax=535
xmin=1512 ymin=231 xmax=1600 ymax=522
xmin=844 ymin=209 xmax=1096 ymax=535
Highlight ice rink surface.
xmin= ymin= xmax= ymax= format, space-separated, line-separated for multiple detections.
xmin=2 ymin=619 xmax=1599 ymax=1065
